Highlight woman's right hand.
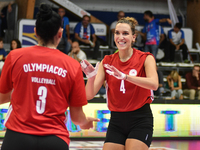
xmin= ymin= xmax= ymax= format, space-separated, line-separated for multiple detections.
xmin=80 ymin=60 xmax=99 ymax=78
xmin=79 ymin=117 xmax=100 ymax=129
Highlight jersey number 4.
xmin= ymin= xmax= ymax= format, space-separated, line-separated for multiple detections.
xmin=36 ymin=86 xmax=47 ymax=114
xmin=120 ymin=80 xmax=126 ymax=94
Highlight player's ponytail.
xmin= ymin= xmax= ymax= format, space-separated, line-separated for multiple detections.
xmin=117 ymin=17 xmax=138 ymax=35
xmin=35 ymin=4 xmax=62 ymax=45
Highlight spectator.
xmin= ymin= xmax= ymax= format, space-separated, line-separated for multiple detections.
xmin=57 ymin=7 xmax=71 ymax=54
xmin=168 ymin=23 xmax=188 ymax=62
xmin=139 ymin=10 xmax=171 ymax=58
xmin=167 ymin=70 xmax=183 ymax=99
xmin=1 ymin=2 xmax=16 ymax=42
xmin=74 ymin=15 xmax=100 ymax=60
xmin=183 ymin=65 xmax=200 ymax=100
xmin=68 ymin=41 xmax=87 ymax=62
xmin=0 ymin=37 xmax=7 ymax=61
xmin=133 ymin=30 xmax=145 ymax=51
xmin=110 ymin=11 xmax=125 ymax=34
xmin=158 ymin=26 xmax=171 ymax=62
xmin=154 ymin=66 xmax=164 ymax=97
xmin=10 ymin=39 xmax=21 ymax=50
xmin=0 ymin=3 xmax=10 ymax=37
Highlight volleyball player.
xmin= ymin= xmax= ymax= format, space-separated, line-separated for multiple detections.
xmin=81 ymin=17 xmax=158 ymax=150
xmin=0 ymin=4 xmax=98 ymax=150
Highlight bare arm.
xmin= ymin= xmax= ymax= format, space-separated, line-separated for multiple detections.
xmin=70 ymin=106 xmax=87 ymax=125
xmin=167 ymin=75 xmax=172 ymax=88
xmin=159 ymin=34 xmax=165 ymax=46
xmin=178 ymin=39 xmax=185 ymax=47
xmin=91 ymin=34 xmax=97 ymax=46
xmin=70 ymin=106 xmax=99 ymax=129
xmin=137 ymin=31 xmax=146 ymax=41
xmin=159 ymin=18 xmax=172 ymax=24
xmin=169 ymin=39 xmax=176 ymax=46
xmin=66 ymin=25 xmax=71 ymax=42
xmin=73 ymin=54 xmax=82 ymax=62
xmin=85 ymin=61 xmax=105 ymax=100
xmin=75 ymin=33 xmax=90 ymax=44
xmin=126 ymin=55 xmax=158 ymax=90
xmin=174 ymin=76 xmax=182 ymax=90
xmin=0 ymin=91 xmax=12 ymax=104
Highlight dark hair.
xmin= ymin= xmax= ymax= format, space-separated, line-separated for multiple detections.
xmin=58 ymin=7 xmax=65 ymax=11
xmin=174 ymin=23 xmax=182 ymax=29
xmin=117 ymin=17 xmax=138 ymax=35
xmin=144 ymin=10 xmax=153 ymax=18
xmin=36 ymin=4 xmax=62 ymax=45
xmin=10 ymin=39 xmax=22 ymax=50
xmin=82 ymin=15 xmax=91 ymax=21
xmin=117 ymin=11 xmax=125 ymax=16
xmin=0 ymin=37 xmax=3 ymax=42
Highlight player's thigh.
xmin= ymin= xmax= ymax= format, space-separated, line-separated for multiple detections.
xmin=38 ymin=135 xmax=69 ymax=150
xmin=125 ymin=139 xmax=149 ymax=150
xmin=1 ymin=129 xmax=37 ymax=150
xmin=103 ymin=142 xmax=125 ymax=150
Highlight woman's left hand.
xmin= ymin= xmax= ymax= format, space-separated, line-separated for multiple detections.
xmin=104 ymin=64 xmax=126 ymax=80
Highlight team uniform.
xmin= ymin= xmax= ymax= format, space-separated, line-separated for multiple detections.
xmin=103 ymin=48 xmax=154 ymax=147
xmin=0 ymin=45 xmax=87 ymax=150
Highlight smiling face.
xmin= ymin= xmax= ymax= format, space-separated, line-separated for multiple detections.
xmin=114 ymin=23 xmax=136 ymax=51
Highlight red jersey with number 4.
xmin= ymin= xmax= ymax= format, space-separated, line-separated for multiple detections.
xmin=0 ymin=45 xmax=88 ymax=145
xmin=103 ymin=48 xmax=154 ymax=112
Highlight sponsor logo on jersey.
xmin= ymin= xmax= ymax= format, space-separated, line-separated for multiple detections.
xmin=129 ymin=69 xmax=137 ymax=76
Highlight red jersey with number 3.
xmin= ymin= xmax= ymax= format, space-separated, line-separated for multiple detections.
xmin=103 ymin=48 xmax=154 ymax=112
xmin=0 ymin=45 xmax=88 ymax=145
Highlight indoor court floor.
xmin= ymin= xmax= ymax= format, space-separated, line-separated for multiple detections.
xmin=69 ymin=140 xmax=200 ymax=150
xmin=0 ymin=139 xmax=199 ymax=149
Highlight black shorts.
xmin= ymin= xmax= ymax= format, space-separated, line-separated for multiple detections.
xmin=105 ymin=104 xmax=153 ymax=147
xmin=1 ymin=129 xmax=69 ymax=150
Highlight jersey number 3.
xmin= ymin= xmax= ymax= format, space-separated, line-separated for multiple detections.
xmin=120 ymin=80 xmax=126 ymax=94
xmin=36 ymin=86 xmax=47 ymax=114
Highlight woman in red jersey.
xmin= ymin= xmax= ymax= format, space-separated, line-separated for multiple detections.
xmin=81 ymin=17 xmax=158 ymax=150
xmin=0 ymin=4 xmax=98 ymax=150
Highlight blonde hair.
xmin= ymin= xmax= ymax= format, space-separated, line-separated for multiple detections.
xmin=170 ymin=70 xmax=179 ymax=81
xmin=117 ymin=17 xmax=138 ymax=35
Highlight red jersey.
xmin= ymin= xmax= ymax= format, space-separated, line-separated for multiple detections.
xmin=0 ymin=45 xmax=87 ymax=145
xmin=103 ymin=48 xmax=154 ymax=112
